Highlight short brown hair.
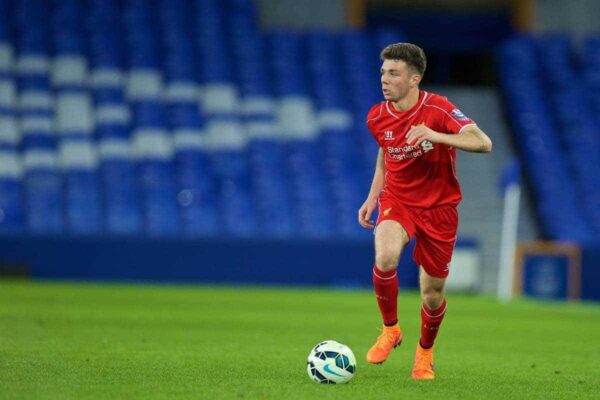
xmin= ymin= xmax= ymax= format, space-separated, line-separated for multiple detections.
xmin=380 ymin=43 xmax=427 ymax=76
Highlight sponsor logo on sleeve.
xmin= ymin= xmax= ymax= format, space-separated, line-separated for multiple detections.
xmin=450 ymin=109 xmax=469 ymax=121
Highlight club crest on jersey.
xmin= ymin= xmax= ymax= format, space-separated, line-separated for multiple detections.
xmin=450 ymin=109 xmax=469 ymax=121
xmin=384 ymin=130 xmax=394 ymax=140
xmin=422 ymin=140 xmax=434 ymax=153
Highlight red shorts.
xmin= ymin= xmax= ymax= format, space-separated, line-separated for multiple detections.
xmin=376 ymin=197 xmax=458 ymax=278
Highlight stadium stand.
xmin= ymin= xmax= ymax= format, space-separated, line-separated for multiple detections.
xmin=498 ymin=34 xmax=600 ymax=243
xmin=0 ymin=0 xmax=418 ymax=241
xmin=4 ymin=0 xmax=593 ymax=250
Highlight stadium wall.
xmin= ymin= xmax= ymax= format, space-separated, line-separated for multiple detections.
xmin=3 ymin=235 xmax=598 ymax=300
xmin=0 ymin=235 xmax=418 ymax=288
xmin=0 ymin=235 xmax=485 ymax=290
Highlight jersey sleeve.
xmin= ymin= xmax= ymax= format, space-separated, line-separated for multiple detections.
xmin=437 ymin=97 xmax=476 ymax=134
xmin=365 ymin=103 xmax=384 ymax=136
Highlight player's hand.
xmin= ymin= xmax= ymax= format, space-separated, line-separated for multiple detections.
xmin=406 ymin=123 xmax=444 ymax=147
xmin=358 ymin=197 xmax=378 ymax=229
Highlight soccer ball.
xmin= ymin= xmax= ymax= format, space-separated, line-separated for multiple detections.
xmin=306 ymin=340 xmax=356 ymax=384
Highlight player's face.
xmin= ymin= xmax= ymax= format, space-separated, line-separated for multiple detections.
xmin=380 ymin=59 xmax=419 ymax=101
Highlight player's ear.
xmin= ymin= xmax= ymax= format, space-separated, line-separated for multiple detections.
xmin=410 ymin=73 xmax=422 ymax=87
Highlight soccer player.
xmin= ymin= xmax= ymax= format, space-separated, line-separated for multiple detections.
xmin=358 ymin=43 xmax=492 ymax=380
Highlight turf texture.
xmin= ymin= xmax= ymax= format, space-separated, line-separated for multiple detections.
xmin=0 ymin=280 xmax=599 ymax=399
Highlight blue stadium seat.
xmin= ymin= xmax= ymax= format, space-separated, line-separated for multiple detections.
xmin=133 ymin=128 xmax=180 ymax=235
xmin=22 ymin=149 xmax=63 ymax=233
xmin=175 ymin=144 xmax=220 ymax=237
xmin=0 ymin=151 xmax=24 ymax=231
xmin=582 ymin=36 xmax=600 ymax=88
xmin=99 ymin=139 xmax=142 ymax=234
xmin=498 ymin=36 xmax=597 ymax=241
xmin=133 ymin=100 xmax=168 ymax=128
xmin=1 ymin=0 xmax=422 ymax=242
xmin=21 ymin=114 xmax=55 ymax=149
xmin=60 ymin=140 xmax=102 ymax=234
xmin=373 ymin=26 xmax=408 ymax=54
xmin=247 ymin=138 xmax=295 ymax=238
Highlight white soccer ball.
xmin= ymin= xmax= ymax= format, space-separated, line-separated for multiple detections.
xmin=306 ymin=340 xmax=357 ymax=384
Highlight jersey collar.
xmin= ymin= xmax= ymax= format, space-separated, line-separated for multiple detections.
xmin=385 ymin=90 xmax=427 ymax=120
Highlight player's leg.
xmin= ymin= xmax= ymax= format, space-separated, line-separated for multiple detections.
xmin=366 ymin=219 xmax=410 ymax=364
xmin=412 ymin=268 xmax=447 ymax=379
xmin=374 ymin=219 xmax=410 ymax=324
xmin=410 ymin=205 xmax=457 ymax=379
xmin=419 ymin=267 xmax=447 ymax=347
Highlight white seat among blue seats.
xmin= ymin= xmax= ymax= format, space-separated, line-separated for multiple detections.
xmin=127 ymin=69 xmax=163 ymax=100
xmin=95 ymin=102 xmax=131 ymax=127
xmin=0 ymin=77 xmax=16 ymax=111
xmin=55 ymin=92 xmax=94 ymax=137
xmin=166 ymin=82 xmax=199 ymax=104
xmin=0 ymin=113 xmax=19 ymax=150
xmin=243 ymin=95 xmax=275 ymax=120
xmin=19 ymin=89 xmax=52 ymax=113
xmin=201 ymin=83 xmax=238 ymax=117
xmin=277 ymin=96 xmax=319 ymax=140
xmin=52 ymin=55 xmax=87 ymax=90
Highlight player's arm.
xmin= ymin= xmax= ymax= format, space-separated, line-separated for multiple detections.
xmin=406 ymin=124 xmax=492 ymax=153
xmin=358 ymin=148 xmax=385 ymax=228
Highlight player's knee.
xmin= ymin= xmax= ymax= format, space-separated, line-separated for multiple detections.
xmin=421 ymin=288 xmax=444 ymax=310
xmin=375 ymin=249 xmax=400 ymax=271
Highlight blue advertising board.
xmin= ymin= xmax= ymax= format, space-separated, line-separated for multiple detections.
xmin=515 ymin=242 xmax=581 ymax=301
xmin=522 ymin=254 xmax=569 ymax=300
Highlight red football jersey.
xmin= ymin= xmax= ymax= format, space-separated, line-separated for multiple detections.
xmin=366 ymin=90 xmax=476 ymax=208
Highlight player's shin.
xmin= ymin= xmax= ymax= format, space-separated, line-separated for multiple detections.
xmin=419 ymin=298 xmax=447 ymax=348
xmin=372 ymin=265 xmax=399 ymax=326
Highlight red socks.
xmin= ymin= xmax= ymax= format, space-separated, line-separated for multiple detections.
xmin=420 ymin=298 xmax=447 ymax=348
xmin=372 ymin=263 xmax=447 ymax=346
xmin=372 ymin=265 xmax=399 ymax=326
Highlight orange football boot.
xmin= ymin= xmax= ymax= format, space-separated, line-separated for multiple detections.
xmin=411 ymin=342 xmax=435 ymax=379
xmin=366 ymin=324 xmax=403 ymax=364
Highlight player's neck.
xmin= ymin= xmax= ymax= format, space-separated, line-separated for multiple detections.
xmin=391 ymin=88 xmax=420 ymax=112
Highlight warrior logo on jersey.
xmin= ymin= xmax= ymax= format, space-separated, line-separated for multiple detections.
xmin=450 ymin=109 xmax=469 ymax=121
xmin=384 ymin=130 xmax=394 ymax=140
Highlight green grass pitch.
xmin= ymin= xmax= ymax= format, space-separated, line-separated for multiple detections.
xmin=1 ymin=280 xmax=599 ymax=399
